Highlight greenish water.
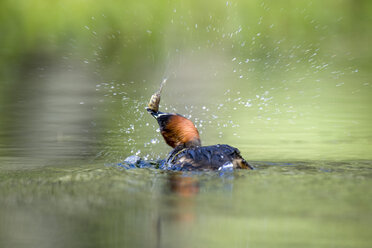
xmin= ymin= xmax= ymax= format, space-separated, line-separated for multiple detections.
xmin=1 ymin=161 xmax=371 ymax=248
xmin=1 ymin=0 xmax=372 ymax=247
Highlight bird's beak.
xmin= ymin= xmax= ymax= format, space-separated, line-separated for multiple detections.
xmin=146 ymin=107 xmax=158 ymax=118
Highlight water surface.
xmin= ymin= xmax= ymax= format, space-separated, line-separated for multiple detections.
xmin=0 ymin=160 xmax=371 ymax=248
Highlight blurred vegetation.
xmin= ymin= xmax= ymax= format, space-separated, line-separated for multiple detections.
xmin=1 ymin=0 xmax=371 ymax=79
xmin=0 ymin=0 xmax=372 ymax=162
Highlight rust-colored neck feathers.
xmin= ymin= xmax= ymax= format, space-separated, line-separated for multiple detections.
xmin=146 ymin=80 xmax=200 ymax=148
xmin=161 ymin=115 xmax=201 ymax=148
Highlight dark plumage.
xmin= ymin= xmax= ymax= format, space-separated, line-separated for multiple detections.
xmin=146 ymin=83 xmax=253 ymax=171
xmin=166 ymin=144 xmax=253 ymax=171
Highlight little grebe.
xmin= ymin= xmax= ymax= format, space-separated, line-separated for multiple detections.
xmin=146 ymin=80 xmax=253 ymax=171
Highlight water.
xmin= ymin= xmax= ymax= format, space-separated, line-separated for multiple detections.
xmin=1 ymin=161 xmax=371 ymax=248
xmin=1 ymin=0 xmax=372 ymax=247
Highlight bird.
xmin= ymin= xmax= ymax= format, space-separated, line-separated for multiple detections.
xmin=146 ymin=80 xmax=253 ymax=171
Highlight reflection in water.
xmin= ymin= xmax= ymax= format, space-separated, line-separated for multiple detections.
xmin=0 ymin=162 xmax=371 ymax=247
xmin=1 ymin=58 xmax=99 ymax=167
xmin=168 ymin=173 xmax=200 ymax=198
xmin=157 ymin=173 xmax=200 ymax=248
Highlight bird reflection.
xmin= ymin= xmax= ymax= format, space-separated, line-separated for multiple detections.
xmin=168 ymin=173 xmax=200 ymax=198
xmin=156 ymin=173 xmax=200 ymax=248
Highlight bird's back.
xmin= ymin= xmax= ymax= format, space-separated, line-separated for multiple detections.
xmin=167 ymin=144 xmax=253 ymax=171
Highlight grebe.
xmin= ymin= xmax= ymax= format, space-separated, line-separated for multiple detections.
xmin=146 ymin=80 xmax=253 ymax=171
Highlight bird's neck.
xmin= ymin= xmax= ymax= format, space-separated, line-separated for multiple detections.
xmin=183 ymin=138 xmax=201 ymax=148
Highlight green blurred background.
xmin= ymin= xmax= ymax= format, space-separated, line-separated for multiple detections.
xmin=1 ymin=0 xmax=372 ymax=164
